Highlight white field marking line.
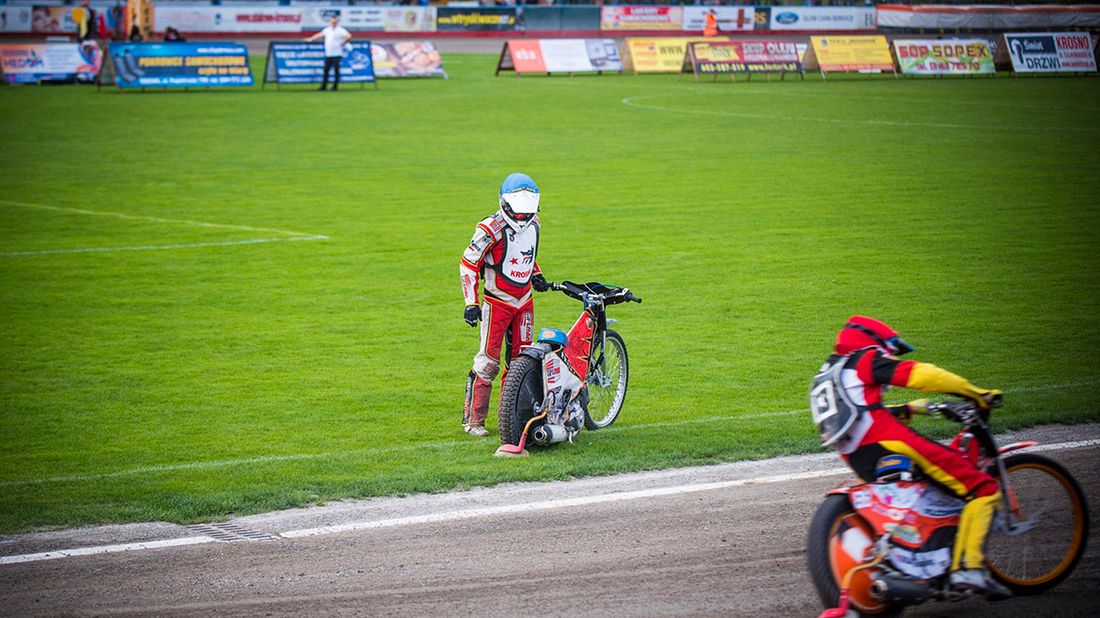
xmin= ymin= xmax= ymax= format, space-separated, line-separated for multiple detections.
xmin=621 ymin=93 xmax=1100 ymax=133
xmin=4 ymin=379 xmax=1098 ymax=488
xmin=0 ymin=235 xmax=328 ymax=257
xmin=284 ymin=437 xmax=1100 ymax=539
xmin=0 ymin=536 xmax=216 ymax=566
xmin=1 ymin=438 xmax=1096 ymax=565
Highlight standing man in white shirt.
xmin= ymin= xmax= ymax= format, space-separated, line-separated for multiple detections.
xmin=305 ymin=15 xmax=351 ymax=91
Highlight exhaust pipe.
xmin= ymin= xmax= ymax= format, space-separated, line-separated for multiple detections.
xmin=870 ymin=575 xmax=930 ymax=606
xmin=532 ymin=424 xmax=569 ymax=446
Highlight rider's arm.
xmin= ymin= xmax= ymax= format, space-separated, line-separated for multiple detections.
xmin=460 ymin=224 xmax=494 ymax=306
xmin=864 ymin=350 xmax=995 ymax=408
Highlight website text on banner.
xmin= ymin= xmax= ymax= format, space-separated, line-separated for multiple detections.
xmin=496 ymin=39 xmax=621 ymax=76
xmin=625 ymin=37 xmax=723 ymax=74
xmin=877 ymin=4 xmax=1100 ymax=30
xmin=0 ymin=41 xmax=102 ymax=84
xmin=893 ymin=40 xmax=994 ymax=76
xmin=803 ymin=36 xmax=895 ymax=76
xmin=683 ymin=40 xmax=802 ymax=79
xmin=768 ymin=7 xmax=876 ymax=32
xmin=681 ymin=7 xmax=754 ymax=33
xmin=602 ymin=6 xmax=683 ymax=32
xmin=1003 ymin=32 xmax=1097 ymax=73
xmin=263 ymin=41 xmax=376 ymax=85
xmin=108 ymin=42 xmax=253 ymax=88
xmin=436 ymin=7 xmax=517 ymax=32
xmin=371 ymin=41 xmax=445 ymax=78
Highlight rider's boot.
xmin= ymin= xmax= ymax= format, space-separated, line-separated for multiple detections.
xmin=948 ymin=569 xmax=1012 ymax=600
xmin=462 ymin=372 xmax=492 ymax=437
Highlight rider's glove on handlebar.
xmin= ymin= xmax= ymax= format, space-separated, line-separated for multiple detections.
xmin=464 ymin=305 xmax=481 ymax=327
xmin=905 ymin=363 xmax=997 ymax=409
xmin=531 ymin=273 xmax=550 ymax=293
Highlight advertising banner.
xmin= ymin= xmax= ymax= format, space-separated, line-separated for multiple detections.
xmin=1003 ymin=32 xmax=1097 ymax=73
xmin=154 ymin=7 xmax=304 ymax=34
xmin=601 ymin=6 xmax=683 ymax=32
xmin=436 ymin=7 xmax=517 ymax=32
xmin=625 ymin=37 xmax=719 ymax=73
xmin=681 ymin=7 xmax=755 ymax=33
xmin=878 ymin=4 xmax=1100 ymax=30
xmin=108 ymin=42 xmax=254 ymax=88
xmin=302 ymin=7 xmax=385 ymax=31
xmin=31 ymin=6 xmax=76 ymax=34
xmin=383 ymin=8 xmax=435 ymax=33
xmin=1 ymin=41 xmax=102 ymax=84
xmin=263 ymin=41 xmax=376 ymax=85
xmin=371 ymin=41 xmax=445 ymax=78
xmin=768 ymin=7 xmax=876 ymax=32
xmin=496 ymin=39 xmax=622 ymax=76
xmin=1 ymin=6 xmax=33 ymax=33
xmin=804 ymin=36 xmax=895 ymax=73
xmin=893 ymin=39 xmax=995 ymax=76
xmin=684 ymin=40 xmax=802 ymax=77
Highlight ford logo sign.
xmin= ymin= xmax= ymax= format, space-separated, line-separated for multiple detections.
xmin=775 ymin=12 xmax=799 ymax=25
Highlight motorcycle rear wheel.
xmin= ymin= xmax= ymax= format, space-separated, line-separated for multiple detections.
xmin=807 ymin=494 xmax=902 ymax=617
xmin=986 ymin=453 xmax=1089 ymax=594
xmin=497 ymin=354 xmax=543 ymax=447
xmin=584 ymin=329 xmax=628 ymax=430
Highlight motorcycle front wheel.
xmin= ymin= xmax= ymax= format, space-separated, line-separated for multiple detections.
xmin=497 ymin=354 xmax=543 ymax=447
xmin=986 ymin=453 xmax=1089 ymax=594
xmin=806 ymin=494 xmax=901 ymax=617
xmin=584 ymin=329 xmax=628 ymax=430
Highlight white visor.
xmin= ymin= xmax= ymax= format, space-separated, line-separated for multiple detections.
xmin=501 ymin=190 xmax=539 ymax=215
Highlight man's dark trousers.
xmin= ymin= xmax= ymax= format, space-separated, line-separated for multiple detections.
xmin=321 ymin=56 xmax=341 ymax=90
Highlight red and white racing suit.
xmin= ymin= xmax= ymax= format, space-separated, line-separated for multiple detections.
xmin=460 ymin=211 xmax=540 ymax=428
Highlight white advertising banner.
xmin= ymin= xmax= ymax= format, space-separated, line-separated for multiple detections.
xmin=681 ymin=7 xmax=755 ymax=33
xmin=878 ymin=4 xmax=1100 ymax=30
xmin=154 ymin=7 xmax=305 ymax=34
xmin=383 ymin=8 xmax=435 ymax=33
xmin=1004 ymin=32 xmax=1097 ymax=73
xmin=1 ymin=6 xmax=34 ymax=33
xmin=302 ymin=7 xmax=386 ymax=31
xmin=769 ymin=7 xmax=876 ymax=32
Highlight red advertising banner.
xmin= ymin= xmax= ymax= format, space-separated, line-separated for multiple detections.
xmin=601 ymin=6 xmax=683 ymax=32
xmin=683 ymin=40 xmax=803 ymax=79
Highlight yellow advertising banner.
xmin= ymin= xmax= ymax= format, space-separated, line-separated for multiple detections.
xmin=804 ymin=36 xmax=895 ymax=74
xmin=625 ymin=37 xmax=726 ymax=74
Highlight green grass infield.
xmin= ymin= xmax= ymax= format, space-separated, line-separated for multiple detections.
xmin=0 ymin=54 xmax=1098 ymax=533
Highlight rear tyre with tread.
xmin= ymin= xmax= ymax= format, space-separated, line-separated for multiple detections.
xmin=497 ymin=355 xmax=542 ymax=447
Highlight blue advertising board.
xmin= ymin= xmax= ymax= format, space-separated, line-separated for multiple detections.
xmin=108 ymin=42 xmax=254 ymax=89
xmin=263 ymin=42 xmax=376 ymax=86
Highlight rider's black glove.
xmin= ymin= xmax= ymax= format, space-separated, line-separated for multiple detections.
xmin=464 ymin=305 xmax=481 ymax=327
xmin=531 ymin=273 xmax=550 ymax=293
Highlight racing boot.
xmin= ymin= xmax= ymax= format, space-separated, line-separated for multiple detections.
xmin=949 ymin=569 xmax=1012 ymax=601
xmin=462 ymin=372 xmax=492 ymax=437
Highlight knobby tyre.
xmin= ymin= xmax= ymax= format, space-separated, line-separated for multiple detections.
xmin=584 ymin=329 xmax=628 ymax=430
xmin=497 ymin=355 xmax=542 ymax=447
xmin=986 ymin=453 xmax=1089 ymax=594
xmin=806 ymin=494 xmax=901 ymax=617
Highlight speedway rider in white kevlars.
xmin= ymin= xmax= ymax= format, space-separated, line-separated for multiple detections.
xmin=460 ymin=173 xmax=550 ymax=436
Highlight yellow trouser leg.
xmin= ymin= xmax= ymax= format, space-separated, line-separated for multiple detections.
xmin=953 ymin=492 xmax=1001 ymax=570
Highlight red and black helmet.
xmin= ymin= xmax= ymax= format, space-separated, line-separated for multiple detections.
xmin=835 ymin=316 xmax=914 ymax=357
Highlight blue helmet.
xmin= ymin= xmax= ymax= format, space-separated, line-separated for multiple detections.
xmin=538 ymin=328 xmax=568 ymax=349
xmin=499 ymin=173 xmax=540 ymax=233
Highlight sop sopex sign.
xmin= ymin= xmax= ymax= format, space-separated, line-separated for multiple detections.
xmin=1003 ymin=33 xmax=1097 ymax=73
xmin=893 ymin=39 xmax=994 ymax=75
xmin=107 ymin=43 xmax=253 ymax=88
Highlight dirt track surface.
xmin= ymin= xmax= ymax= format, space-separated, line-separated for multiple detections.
xmin=2 ymin=425 xmax=1098 ymax=617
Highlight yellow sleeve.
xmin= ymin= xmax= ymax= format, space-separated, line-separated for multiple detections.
xmin=906 ymin=362 xmax=989 ymax=403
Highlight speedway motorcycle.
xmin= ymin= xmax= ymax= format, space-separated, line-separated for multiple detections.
xmin=807 ymin=398 xmax=1089 ymax=617
xmin=495 ymin=280 xmax=641 ymax=457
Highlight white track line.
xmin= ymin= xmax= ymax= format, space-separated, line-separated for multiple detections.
xmin=3 ymin=438 xmax=1095 ymax=565
xmin=3 ymin=380 xmax=1098 ymax=488
xmin=0 ymin=199 xmax=329 ymax=255
xmin=621 ymin=93 xmax=1100 ymax=133
xmin=0 ymin=536 xmax=216 ymax=565
xmin=0 ymin=235 xmax=328 ymax=257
